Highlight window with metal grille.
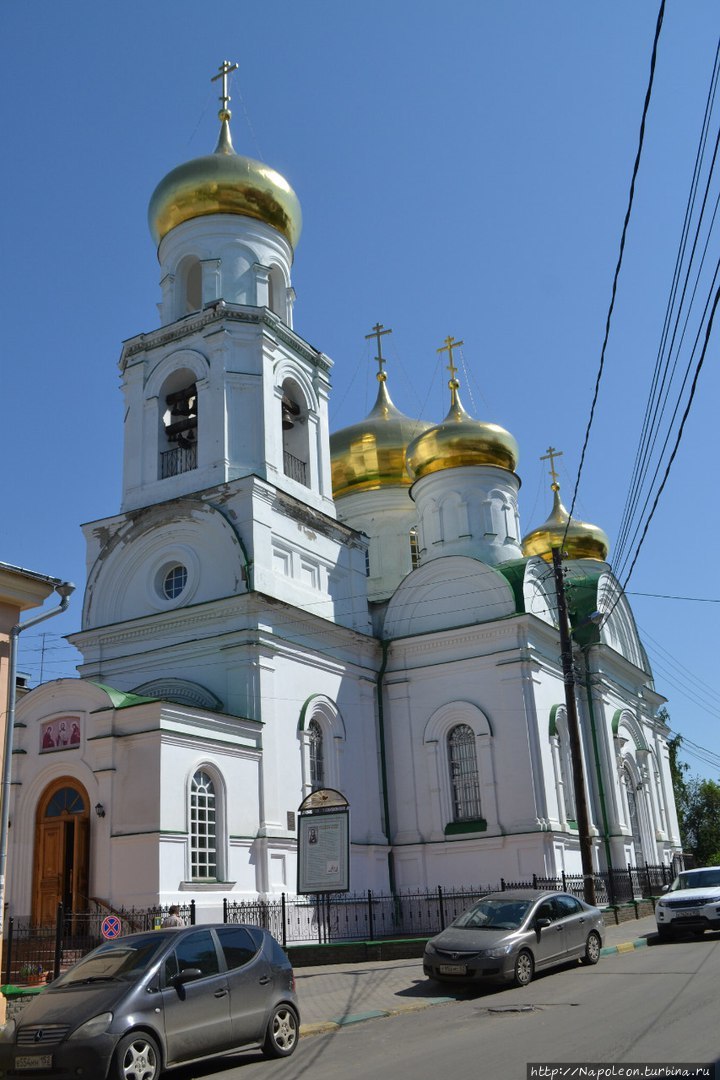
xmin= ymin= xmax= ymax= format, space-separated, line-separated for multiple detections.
xmin=410 ymin=527 xmax=420 ymax=569
xmin=190 ymin=770 xmax=217 ymax=880
xmin=308 ymin=719 xmax=324 ymax=791
xmin=448 ymin=724 xmax=482 ymax=821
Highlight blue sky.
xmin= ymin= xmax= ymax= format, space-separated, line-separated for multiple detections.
xmin=3 ymin=2 xmax=720 ymax=779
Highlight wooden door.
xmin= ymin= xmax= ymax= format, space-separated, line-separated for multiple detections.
xmin=32 ymin=780 xmax=90 ymax=926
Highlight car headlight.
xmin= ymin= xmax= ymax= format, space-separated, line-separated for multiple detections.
xmin=479 ymin=945 xmax=514 ymax=959
xmin=424 ymin=942 xmax=438 ymax=956
xmin=0 ymin=1019 xmax=16 ymax=1044
xmin=68 ymin=1012 xmax=113 ymax=1040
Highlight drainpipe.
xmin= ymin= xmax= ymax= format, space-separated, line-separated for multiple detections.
xmin=376 ymin=640 xmax=395 ymax=894
xmin=580 ymin=644 xmax=614 ymax=875
xmin=0 ymin=582 xmax=75 ymax=936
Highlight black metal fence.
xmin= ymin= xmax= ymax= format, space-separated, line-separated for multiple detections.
xmin=3 ymin=863 xmax=676 ymax=980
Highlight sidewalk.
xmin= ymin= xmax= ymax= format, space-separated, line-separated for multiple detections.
xmin=296 ymin=913 xmax=658 ymax=1035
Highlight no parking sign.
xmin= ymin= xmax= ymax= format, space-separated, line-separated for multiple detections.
xmin=101 ymin=915 xmax=122 ymax=940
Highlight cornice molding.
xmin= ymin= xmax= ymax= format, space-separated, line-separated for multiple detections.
xmin=120 ymin=304 xmax=330 ymax=375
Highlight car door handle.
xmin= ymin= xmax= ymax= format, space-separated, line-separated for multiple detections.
xmin=214 ymin=989 xmax=228 ymax=998
xmin=258 ymin=975 xmax=271 ymax=985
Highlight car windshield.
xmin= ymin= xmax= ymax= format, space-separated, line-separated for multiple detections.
xmin=671 ymin=869 xmax=720 ymax=891
xmin=452 ymin=899 xmax=532 ymax=930
xmin=54 ymin=934 xmax=167 ymax=987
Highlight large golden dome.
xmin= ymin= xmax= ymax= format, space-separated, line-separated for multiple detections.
xmin=148 ymin=117 xmax=302 ymax=249
xmin=406 ymin=389 xmax=519 ymax=481
xmin=522 ymin=483 xmax=609 ymax=562
xmin=331 ymin=374 xmax=432 ymax=499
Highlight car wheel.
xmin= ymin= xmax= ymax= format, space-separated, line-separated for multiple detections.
xmin=111 ymin=1032 xmax=161 ymax=1080
xmin=513 ymin=949 xmax=534 ymax=987
xmin=262 ymin=1004 xmax=299 ymax=1058
xmin=657 ymin=925 xmax=673 ymax=940
xmin=581 ymin=930 xmax=602 ymax=965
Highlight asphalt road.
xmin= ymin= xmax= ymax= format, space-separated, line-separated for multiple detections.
xmin=169 ymin=930 xmax=720 ymax=1080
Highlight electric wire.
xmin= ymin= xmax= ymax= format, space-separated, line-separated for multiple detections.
xmin=614 ymin=37 xmax=720 ymax=565
xmin=564 ymin=0 xmax=666 ymax=543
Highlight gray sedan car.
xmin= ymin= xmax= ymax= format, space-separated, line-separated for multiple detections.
xmin=0 ymin=923 xmax=299 ymax=1079
xmin=423 ymin=889 xmax=604 ymax=987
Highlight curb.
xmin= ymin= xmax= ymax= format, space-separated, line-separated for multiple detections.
xmin=600 ymin=937 xmax=648 ymax=957
xmin=299 ymin=938 xmax=652 ymax=1037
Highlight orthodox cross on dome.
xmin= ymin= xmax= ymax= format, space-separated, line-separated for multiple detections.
xmin=365 ymin=323 xmax=392 ymax=381
xmin=212 ymin=59 xmax=238 ymax=120
xmin=540 ymin=445 xmax=563 ymax=491
xmin=438 ymin=335 xmax=464 ymax=406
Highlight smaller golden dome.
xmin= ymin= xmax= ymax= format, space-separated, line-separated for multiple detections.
xmin=148 ymin=116 xmax=302 ymax=249
xmin=521 ymin=484 xmax=610 ymax=562
xmin=331 ymin=375 xmax=432 ymax=499
xmin=405 ymin=389 xmax=519 ymax=481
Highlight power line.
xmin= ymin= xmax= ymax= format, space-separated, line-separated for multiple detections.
xmin=565 ymin=0 xmax=666 ymax=538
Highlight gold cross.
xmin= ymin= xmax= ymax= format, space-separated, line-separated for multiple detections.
xmin=365 ymin=323 xmax=392 ymax=378
xmin=211 ymin=60 xmax=238 ymax=117
xmin=540 ymin=445 xmax=563 ymax=486
xmin=437 ymin=335 xmax=464 ymax=382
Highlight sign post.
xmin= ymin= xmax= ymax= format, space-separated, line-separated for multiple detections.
xmin=297 ymin=788 xmax=350 ymax=941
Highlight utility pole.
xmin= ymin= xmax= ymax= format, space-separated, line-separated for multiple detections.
xmin=551 ymin=546 xmax=596 ymax=906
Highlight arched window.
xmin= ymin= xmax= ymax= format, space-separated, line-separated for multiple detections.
xmin=409 ymin=527 xmax=420 ymax=569
xmin=190 ymin=769 xmax=217 ymax=880
xmin=555 ymin=710 xmax=576 ymax=823
xmin=623 ymin=765 xmax=645 ymax=867
xmin=281 ymin=378 xmax=309 ymax=487
xmin=160 ymin=370 xmax=198 ymax=479
xmin=308 ymin=719 xmax=324 ymax=791
xmin=447 ymin=724 xmax=482 ymax=821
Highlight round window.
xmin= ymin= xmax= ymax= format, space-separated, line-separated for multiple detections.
xmin=162 ymin=564 xmax=188 ymax=600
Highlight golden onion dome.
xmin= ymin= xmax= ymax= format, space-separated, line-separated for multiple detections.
xmin=406 ymin=385 xmax=519 ymax=481
xmin=330 ymin=374 xmax=432 ymax=499
xmin=148 ymin=115 xmax=302 ymax=249
xmin=521 ymin=483 xmax=610 ymax=562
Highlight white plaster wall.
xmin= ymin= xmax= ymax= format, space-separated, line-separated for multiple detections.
xmin=334 ymin=486 xmax=418 ymax=602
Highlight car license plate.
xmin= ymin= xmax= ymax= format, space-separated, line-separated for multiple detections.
xmin=677 ymin=909 xmax=702 ymax=918
xmin=16 ymin=1055 xmax=52 ymax=1070
xmin=439 ymin=963 xmax=467 ymax=974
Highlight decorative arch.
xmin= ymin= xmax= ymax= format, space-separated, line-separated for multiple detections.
xmin=298 ymin=695 xmax=346 ymax=795
xmin=422 ymin=701 xmax=498 ymax=835
xmin=611 ymin=708 xmax=649 ymax=752
xmin=548 ymin=704 xmax=576 ymax=826
xmin=131 ymin=679 xmax=222 ymax=711
xmin=175 ymin=254 xmax=203 ymax=316
xmin=524 ymin=556 xmax=557 ymax=625
xmin=268 ymin=263 xmax=289 ymax=319
xmin=383 ymin=555 xmax=516 ymax=639
xmin=598 ymin=573 xmax=648 ymax=672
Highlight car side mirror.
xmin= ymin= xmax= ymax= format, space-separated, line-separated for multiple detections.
xmin=535 ymin=917 xmax=551 ymax=930
xmin=172 ymin=967 xmax=203 ymax=985
xmin=661 ymin=884 xmax=670 ymax=894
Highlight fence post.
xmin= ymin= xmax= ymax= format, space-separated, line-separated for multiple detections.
xmin=561 ymin=870 xmax=566 ymax=891
xmin=500 ymin=878 xmax=506 ymax=892
xmin=627 ymin=864 xmax=634 ymax=899
xmin=223 ymin=897 xmax=228 ymax=923
xmin=53 ymin=902 xmax=64 ymax=981
xmin=281 ymin=892 xmax=287 ymax=949
xmin=532 ymin=873 xmax=537 ymax=889
xmin=190 ymin=899 xmax=196 ymax=926
xmin=438 ymin=886 xmax=445 ymax=931
xmin=367 ymin=890 xmax=374 ymax=941
xmin=4 ymin=916 xmax=13 ymax=983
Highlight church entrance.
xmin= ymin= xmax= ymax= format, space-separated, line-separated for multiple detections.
xmin=32 ymin=779 xmax=90 ymax=926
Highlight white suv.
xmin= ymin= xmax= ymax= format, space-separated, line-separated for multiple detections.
xmin=655 ymin=866 xmax=720 ymax=938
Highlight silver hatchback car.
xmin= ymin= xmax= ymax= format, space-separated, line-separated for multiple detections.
xmin=0 ymin=923 xmax=299 ymax=1080
xmin=423 ymin=889 xmax=605 ymax=987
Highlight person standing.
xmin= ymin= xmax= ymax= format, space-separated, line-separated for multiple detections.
xmin=161 ymin=905 xmax=185 ymax=927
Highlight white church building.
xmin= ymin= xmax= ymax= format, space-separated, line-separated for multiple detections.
xmin=11 ymin=67 xmax=681 ymax=921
